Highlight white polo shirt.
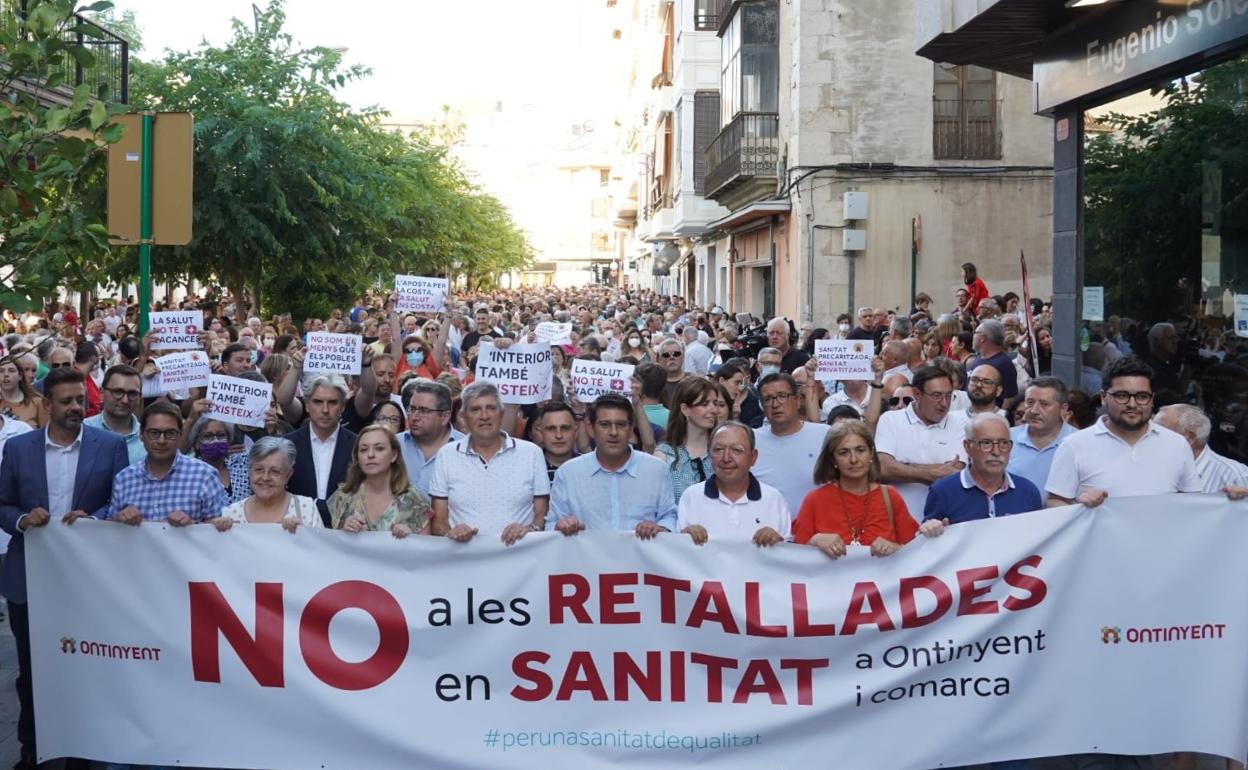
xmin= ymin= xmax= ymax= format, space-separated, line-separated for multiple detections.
xmin=874 ymin=405 xmax=969 ymax=518
xmin=677 ymin=474 xmax=791 ymax=540
xmin=1045 ymin=417 xmax=1200 ymax=500
xmin=429 ymin=432 xmax=550 ymax=533
xmin=753 ymin=421 xmax=830 ymax=516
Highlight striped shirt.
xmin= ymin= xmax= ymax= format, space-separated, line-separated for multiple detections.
xmin=1194 ymin=446 xmax=1248 ymax=493
xmin=105 ymin=452 xmax=229 ymax=522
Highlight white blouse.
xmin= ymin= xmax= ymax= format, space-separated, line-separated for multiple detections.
xmin=222 ymin=494 xmax=323 ymax=528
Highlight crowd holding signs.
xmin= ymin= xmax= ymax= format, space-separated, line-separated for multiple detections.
xmin=475 ymin=342 xmax=553 ymax=405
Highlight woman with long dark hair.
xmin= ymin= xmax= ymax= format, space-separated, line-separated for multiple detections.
xmin=654 ymin=377 xmax=730 ymax=502
xmin=960 ymin=262 xmax=990 ymax=314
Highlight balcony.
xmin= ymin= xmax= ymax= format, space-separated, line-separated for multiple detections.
xmin=704 ymin=112 xmax=779 ymax=204
xmin=2 ymin=0 xmax=130 ymax=107
xmin=933 ymin=99 xmax=1002 ymax=160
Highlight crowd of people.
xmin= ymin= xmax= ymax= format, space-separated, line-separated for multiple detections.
xmin=0 ymin=264 xmax=1245 ymax=770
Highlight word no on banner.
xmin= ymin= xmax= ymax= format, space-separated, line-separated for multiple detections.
xmin=304 ymin=333 xmax=362 ymax=375
xmin=395 ymin=275 xmax=448 ymax=314
xmin=149 ymin=310 xmax=203 ymax=351
xmin=475 ymin=342 xmax=552 ymax=405
xmin=205 ymin=374 xmax=272 ymax=428
xmin=25 ymin=496 xmax=1248 ymax=769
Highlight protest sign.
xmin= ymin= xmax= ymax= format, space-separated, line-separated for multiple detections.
xmin=395 ymin=275 xmax=448 ymax=314
xmin=1235 ymin=295 xmax=1248 ymax=338
xmin=205 ymin=374 xmax=271 ymax=428
xmin=474 ymin=342 xmax=552 ymax=405
xmin=149 ymin=310 xmax=203 ymax=351
xmin=304 ymin=332 xmax=362 ymax=375
xmin=534 ymin=321 xmax=573 ymax=345
xmin=571 ymin=359 xmax=634 ymax=402
xmin=27 ymin=496 xmax=1248 ymax=769
xmin=815 ymin=339 xmax=873 ymax=382
xmin=1082 ymin=286 xmax=1104 ymax=322
xmin=153 ymin=351 xmax=211 ymax=392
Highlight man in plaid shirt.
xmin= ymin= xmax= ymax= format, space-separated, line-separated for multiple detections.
xmin=100 ymin=400 xmax=228 ymax=525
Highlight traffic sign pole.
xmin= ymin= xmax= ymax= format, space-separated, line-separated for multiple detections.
xmin=138 ymin=111 xmax=154 ymax=336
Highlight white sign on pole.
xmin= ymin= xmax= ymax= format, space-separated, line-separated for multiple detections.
xmin=474 ymin=342 xmax=552 ymax=405
xmin=1082 ymin=286 xmax=1105 ymax=322
xmin=205 ymin=374 xmax=272 ymax=428
xmin=534 ymin=321 xmax=573 ymax=345
xmin=1235 ymin=295 xmax=1248 ymax=338
xmin=153 ymin=351 xmax=211 ymax=392
xmin=304 ymin=333 xmax=362 ymax=375
xmin=395 ymin=275 xmax=448 ymax=314
xmin=815 ymin=339 xmax=873 ymax=382
xmin=25 ymin=497 xmax=1248 ymax=770
xmin=571 ymin=359 xmax=635 ymax=402
xmin=148 ymin=310 xmax=203 ymax=351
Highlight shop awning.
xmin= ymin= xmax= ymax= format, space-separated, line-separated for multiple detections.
xmin=651 ymin=242 xmax=680 ymax=276
xmin=915 ymin=0 xmax=1087 ymax=79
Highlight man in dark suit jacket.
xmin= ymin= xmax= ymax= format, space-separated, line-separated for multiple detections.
xmin=285 ymin=375 xmax=356 ymax=527
xmin=0 ymin=368 xmax=128 ymax=770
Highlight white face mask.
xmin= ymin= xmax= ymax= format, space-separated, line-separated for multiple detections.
xmin=838 ymin=323 xmax=851 ymax=333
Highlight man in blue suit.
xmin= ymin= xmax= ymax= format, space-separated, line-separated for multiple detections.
xmin=284 ymin=375 xmax=356 ymax=527
xmin=0 ymin=367 xmax=129 ymax=770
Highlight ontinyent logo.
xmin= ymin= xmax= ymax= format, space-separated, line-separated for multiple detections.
xmin=1100 ymin=626 xmax=1121 ymax=645
xmin=60 ymin=637 xmax=77 ymax=654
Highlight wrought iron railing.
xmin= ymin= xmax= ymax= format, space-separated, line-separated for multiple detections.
xmin=2 ymin=0 xmax=130 ymax=104
xmin=933 ymin=99 xmax=1002 ymax=160
xmin=704 ymin=111 xmax=779 ymax=199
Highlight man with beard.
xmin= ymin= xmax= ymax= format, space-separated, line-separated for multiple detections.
xmin=964 ymin=364 xmax=1005 ymax=418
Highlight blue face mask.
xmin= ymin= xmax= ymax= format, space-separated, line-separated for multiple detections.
xmin=760 ymin=364 xmax=780 ymax=377
xmin=248 ymin=350 xmax=259 ymax=365
xmin=406 ymin=350 xmax=425 ymax=368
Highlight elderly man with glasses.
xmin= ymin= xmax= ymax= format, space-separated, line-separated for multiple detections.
xmin=83 ymin=364 xmax=146 ymax=464
xmin=923 ymin=413 xmax=1043 ymax=526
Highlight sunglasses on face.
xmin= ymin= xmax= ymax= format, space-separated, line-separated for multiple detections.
xmin=888 ymin=396 xmax=915 ymax=407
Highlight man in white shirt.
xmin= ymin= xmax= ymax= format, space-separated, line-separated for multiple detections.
xmin=678 ymin=421 xmax=790 ymax=545
xmin=1155 ymin=404 xmax=1248 ymax=494
xmin=430 ymin=381 xmax=550 ymax=545
xmin=284 ymin=376 xmax=355 ymax=527
xmin=681 ymin=325 xmax=712 ymax=376
xmin=752 ymin=372 xmax=830 ymax=515
xmin=875 ymin=364 xmax=968 ymax=517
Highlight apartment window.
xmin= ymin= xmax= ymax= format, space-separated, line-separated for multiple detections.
xmin=933 ymin=64 xmax=1002 ymax=160
xmin=693 ymin=90 xmax=720 ymax=194
xmin=599 ymin=168 xmax=610 ymax=187
xmin=719 ymin=1 xmax=779 ymax=126
xmin=695 ymin=0 xmax=717 ymax=30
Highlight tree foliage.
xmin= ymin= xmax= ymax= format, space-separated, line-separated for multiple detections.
xmin=1083 ymin=57 xmax=1248 ymax=323
xmin=128 ymin=1 xmax=531 ymax=320
xmin=0 ymin=0 xmax=127 ymax=309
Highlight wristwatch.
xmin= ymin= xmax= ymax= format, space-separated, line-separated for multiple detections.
xmin=869 ymin=382 xmax=884 ymax=389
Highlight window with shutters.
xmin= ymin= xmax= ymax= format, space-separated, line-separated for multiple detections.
xmin=933 ymin=64 xmax=1002 ymax=160
xmin=693 ymin=91 xmax=720 ymax=195
xmin=673 ymin=100 xmax=683 ymax=202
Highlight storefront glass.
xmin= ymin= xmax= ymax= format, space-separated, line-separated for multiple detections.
xmin=1083 ymin=53 xmax=1248 ymax=461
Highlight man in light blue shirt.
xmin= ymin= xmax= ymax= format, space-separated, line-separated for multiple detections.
xmin=1007 ymin=377 xmax=1076 ymax=493
xmin=548 ymin=394 xmax=676 ymax=538
xmin=83 ymin=364 xmax=146 ymax=465
xmin=397 ymin=379 xmax=463 ymax=497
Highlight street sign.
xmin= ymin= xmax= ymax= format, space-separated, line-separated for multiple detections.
xmin=107 ymin=112 xmax=193 ymax=246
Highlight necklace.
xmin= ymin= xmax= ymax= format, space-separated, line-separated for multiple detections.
xmin=835 ymin=481 xmax=872 ymax=545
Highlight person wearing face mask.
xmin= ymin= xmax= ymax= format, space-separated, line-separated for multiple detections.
xmin=835 ymin=314 xmax=853 ymax=339
xmin=755 ymin=347 xmax=783 ymax=383
xmin=188 ymin=416 xmax=251 ymax=504
xmin=623 ymin=330 xmax=650 ymax=363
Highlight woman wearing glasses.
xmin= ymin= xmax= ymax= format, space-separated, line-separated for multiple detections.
xmin=795 ymin=420 xmax=945 ymax=559
xmin=368 ymin=400 xmax=406 ymax=433
xmin=654 ymin=377 xmax=731 ymax=502
xmin=186 ymin=415 xmax=251 ymax=504
xmin=212 ymin=437 xmax=322 ymax=532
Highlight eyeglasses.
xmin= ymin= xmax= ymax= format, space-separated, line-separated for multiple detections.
xmin=143 ymin=428 xmax=181 ymax=441
xmin=921 ymin=390 xmax=954 ymax=402
xmin=407 ymin=406 xmax=448 ymax=417
xmin=761 ymin=392 xmax=796 ymax=406
xmin=104 ymin=387 xmax=142 ymax=401
xmin=49 ymin=362 xmax=72 ymax=369
xmin=967 ymin=377 xmax=1000 ymax=388
xmin=659 ymin=351 xmax=682 ymax=359
xmin=1105 ymin=390 xmax=1153 ymax=405
xmin=199 ymin=431 xmax=229 ymax=443
xmin=887 ymin=396 xmax=915 ymax=407
xmin=374 ymin=416 xmax=403 ymax=426
xmin=969 ymin=438 xmax=1014 ymax=451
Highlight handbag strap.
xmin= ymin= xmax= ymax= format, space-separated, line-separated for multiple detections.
xmin=879 ymin=484 xmax=897 ymax=541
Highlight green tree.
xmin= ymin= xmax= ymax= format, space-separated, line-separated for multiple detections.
xmin=0 ymin=0 xmax=127 ymax=310
xmin=129 ymin=0 xmax=531 ymax=321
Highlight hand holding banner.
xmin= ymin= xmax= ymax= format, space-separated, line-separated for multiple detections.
xmin=571 ymin=359 xmax=634 ymax=402
xmin=815 ymin=339 xmax=873 ymax=382
xmin=149 ymin=310 xmax=203 ymax=351
xmin=205 ymin=375 xmax=272 ymax=428
xmin=475 ymin=342 xmax=552 ymax=405
xmin=395 ymin=275 xmax=448 ymax=314
xmin=304 ymin=333 xmax=362 ymax=375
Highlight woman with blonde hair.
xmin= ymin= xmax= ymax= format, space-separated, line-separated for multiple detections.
xmin=0 ymin=352 xmax=48 ymax=428
xmin=794 ymin=420 xmax=943 ymax=558
xmin=329 ymin=424 xmax=431 ymax=538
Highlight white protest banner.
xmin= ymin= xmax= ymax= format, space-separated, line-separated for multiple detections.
xmin=25 ymin=497 xmax=1248 ymax=769
xmin=535 ymin=321 xmax=573 ymax=345
xmin=1082 ymin=286 xmax=1105 ymax=322
xmin=1235 ymin=295 xmax=1248 ymax=338
xmin=153 ymin=351 xmax=211 ymax=392
xmin=475 ymin=341 xmax=552 ymax=405
xmin=304 ymin=332 xmax=362 ymax=375
xmin=815 ymin=339 xmax=873 ymax=382
xmin=571 ymin=359 xmax=634 ymax=402
xmin=205 ymin=374 xmax=272 ymax=428
xmin=395 ymin=275 xmax=448 ymax=314
xmin=148 ymin=310 xmax=203 ymax=351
